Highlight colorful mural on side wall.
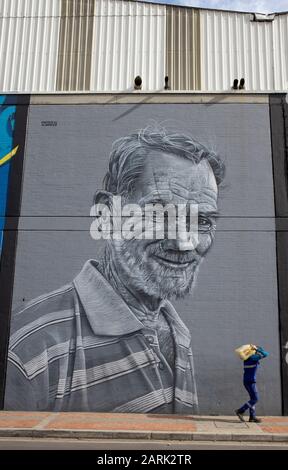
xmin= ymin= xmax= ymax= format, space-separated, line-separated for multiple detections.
xmin=0 ymin=96 xmax=18 ymax=259
xmin=0 ymin=95 xmax=29 ymax=410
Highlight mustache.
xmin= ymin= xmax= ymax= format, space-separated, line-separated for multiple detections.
xmin=149 ymin=244 xmax=200 ymax=264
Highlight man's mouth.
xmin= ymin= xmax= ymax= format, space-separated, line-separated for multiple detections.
xmin=152 ymin=254 xmax=196 ymax=269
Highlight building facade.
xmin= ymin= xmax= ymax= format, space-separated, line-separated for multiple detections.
xmin=0 ymin=0 xmax=287 ymax=92
xmin=0 ymin=93 xmax=288 ymax=415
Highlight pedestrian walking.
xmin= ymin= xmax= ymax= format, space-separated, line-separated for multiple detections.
xmin=235 ymin=345 xmax=269 ymax=423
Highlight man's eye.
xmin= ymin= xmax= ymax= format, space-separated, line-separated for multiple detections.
xmin=198 ymin=217 xmax=214 ymax=232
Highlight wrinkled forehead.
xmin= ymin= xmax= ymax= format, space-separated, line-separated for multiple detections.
xmin=128 ymin=150 xmax=218 ymax=204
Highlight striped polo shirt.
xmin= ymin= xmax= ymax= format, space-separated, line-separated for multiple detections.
xmin=4 ymin=260 xmax=198 ymax=413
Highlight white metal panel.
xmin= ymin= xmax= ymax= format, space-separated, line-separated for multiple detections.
xmin=55 ymin=0 xmax=95 ymax=91
xmin=200 ymin=9 xmax=287 ymax=91
xmin=166 ymin=6 xmax=201 ymax=91
xmin=90 ymin=0 xmax=166 ymax=91
xmin=0 ymin=0 xmax=61 ymax=92
xmin=273 ymin=14 xmax=288 ymax=91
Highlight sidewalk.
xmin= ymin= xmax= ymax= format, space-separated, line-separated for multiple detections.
xmin=0 ymin=412 xmax=288 ymax=443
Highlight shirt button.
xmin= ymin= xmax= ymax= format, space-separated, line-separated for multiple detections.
xmin=158 ymin=362 xmax=165 ymax=370
xmin=147 ymin=336 xmax=154 ymax=344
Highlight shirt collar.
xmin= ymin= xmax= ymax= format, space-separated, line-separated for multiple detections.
xmin=73 ymin=259 xmax=192 ymax=347
xmin=73 ymin=259 xmax=144 ymax=336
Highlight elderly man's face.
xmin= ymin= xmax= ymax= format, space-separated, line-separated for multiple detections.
xmin=110 ymin=151 xmax=218 ymax=301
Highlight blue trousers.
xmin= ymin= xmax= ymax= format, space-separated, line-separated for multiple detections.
xmin=238 ymin=382 xmax=259 ymax=417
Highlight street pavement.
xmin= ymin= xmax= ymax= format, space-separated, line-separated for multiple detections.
xmin=0 ymin=412 xmax=287 ymax=444
xmin=0 ymin=438 xmax=288 ymax=450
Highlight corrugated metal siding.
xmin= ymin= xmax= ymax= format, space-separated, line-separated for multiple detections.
xmin=200 ymin=9 xmax=288 ymax=91
xmin=0 ymin=0 xmax=287 ymax=92
xmin=273 ymin=14 xmax=288 ymax=91
xmin=90 ymin=0 xmax=165 ymax=91
xmin=56 ymin=0 xmax=95 ymax=91
xmin=0 ymin=0 xmax=61 ymax=92
xmin=166 ymin=6 xmax=200 ymax=91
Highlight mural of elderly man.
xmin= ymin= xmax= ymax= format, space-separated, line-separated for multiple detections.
xmin=5 ymin=126 xmax=225 ymax=413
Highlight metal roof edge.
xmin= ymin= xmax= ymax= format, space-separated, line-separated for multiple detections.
xmin=128 ymin=0 xmax=288 ymax=17
xmin=0 ymin=0 xmax=287 ymax=18
xmin=1 ymin=91 xmax=285 ymax=95
xmin=25 ymin=92 xmax=272 ymax=105
xmin=127 ymin=0 xmax=288 ymax=15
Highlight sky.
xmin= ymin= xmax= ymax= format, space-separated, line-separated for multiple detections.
xmin=142 ymin=0 xmax=288 ymax=14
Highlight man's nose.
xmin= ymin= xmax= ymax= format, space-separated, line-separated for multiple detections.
xmin=167 ymin=233 xmax=197 ymax=252
xmin=175 ymin=237 xmax=196 ymax=251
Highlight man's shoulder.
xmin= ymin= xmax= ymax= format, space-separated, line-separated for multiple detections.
xmin=9 ymin=283 xmax=77 ymax=350
xmin=13 ymin=283 xmax=76 ymax=319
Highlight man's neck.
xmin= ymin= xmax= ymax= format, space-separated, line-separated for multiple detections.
xmin=97 ymin=250 xmax=164 ymax=316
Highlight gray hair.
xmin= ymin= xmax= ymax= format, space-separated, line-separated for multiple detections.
xmin=103 ymin=125 xmax=225 ymax=198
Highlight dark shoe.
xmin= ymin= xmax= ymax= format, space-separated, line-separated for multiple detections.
xmin=235 ymin=409 xmax=245 ymax=422
xmin=249 ymin=416 xmax=262 ymax=423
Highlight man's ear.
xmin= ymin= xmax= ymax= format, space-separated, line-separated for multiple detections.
xmin=90 ymin=191 xmax=115 ymax=239
xmin=93 ymin=190 xmax=114 ymax=209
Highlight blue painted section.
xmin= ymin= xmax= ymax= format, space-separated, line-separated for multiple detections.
xmin=0 ymin=96 xmax=17 ymax=253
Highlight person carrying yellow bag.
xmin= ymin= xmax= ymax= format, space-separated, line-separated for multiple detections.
xmin=235 ymin=345 xmax=269 ymax=423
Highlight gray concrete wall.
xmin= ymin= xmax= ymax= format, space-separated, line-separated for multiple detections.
xmin=10 ymin=102 xmax=281 ymax=414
